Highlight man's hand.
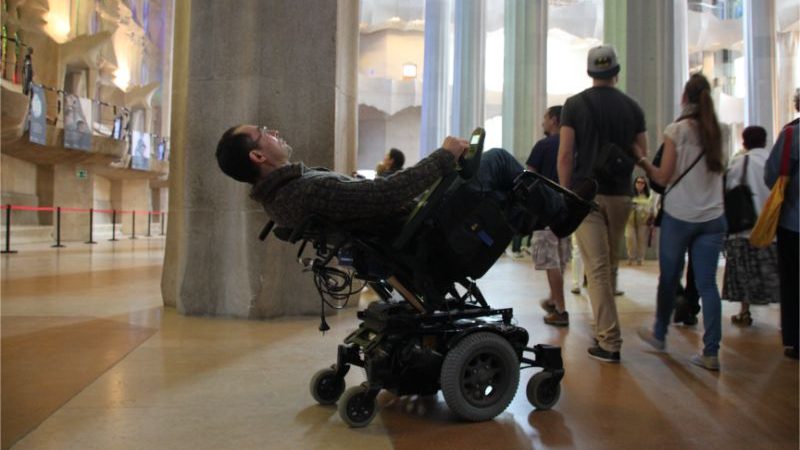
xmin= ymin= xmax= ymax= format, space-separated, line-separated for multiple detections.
xmin=441 ymin=136 xmax=469 ymax=160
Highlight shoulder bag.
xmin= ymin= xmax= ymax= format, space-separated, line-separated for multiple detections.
xmin=750 ymin=125 xmax=794 ymax=247
xmin=723 ymin=155 xmax=757 ymax=233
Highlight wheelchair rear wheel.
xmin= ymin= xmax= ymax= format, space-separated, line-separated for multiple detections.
xmin=310 ymin=367 xmax=346 ymax=405
xmin=440 ymin=332 xmax=520 ymax=422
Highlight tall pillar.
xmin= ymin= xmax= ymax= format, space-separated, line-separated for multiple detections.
xmin=626 ymin=0 xmax=687 ymax=150
xmin=450 ymin=0 xmax=486 ymax=138
xmin=744 ymin=0 xmax=777 ymax=141
xmin=502 ymin=0 xmax=547 ymax=159
xmin=162 ymin=0 xmax=359 ymax=318
xmin=604 ymin=0 xmax=627 ymax=91
xmin=419 ymin=0 xmax=452 ymax=157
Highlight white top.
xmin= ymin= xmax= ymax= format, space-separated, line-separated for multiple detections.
xmin=662 ymin=119 xmax=726 ymax=223
xmin=725 ymin=147 xmax=771 ymax=238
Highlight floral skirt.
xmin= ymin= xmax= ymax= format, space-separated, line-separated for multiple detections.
xmin=722 ymin=237 xmax=780 ymax=304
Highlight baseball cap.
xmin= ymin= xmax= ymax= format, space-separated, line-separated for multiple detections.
xmin=587 ymin=45 xmax=620 ymax=79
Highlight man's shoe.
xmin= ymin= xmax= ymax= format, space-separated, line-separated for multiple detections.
xmin=784 ymin=347 xmax=799 ymax=360
xmin=544 ymin=310 xmax=569 ymax=327
xmin=587 ymin=345 xmax=620 ymax=363
xmin=690 ymin=354 xmax=720 ymax=371
xmin=637 ymin=327 xmax=666 ymax=352
xmin=539 ymin=298 xmax=556 ymax=314
xmin=570 ymin=287 xmax=581 ymax=295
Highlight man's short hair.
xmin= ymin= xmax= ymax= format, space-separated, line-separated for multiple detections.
xmin=388 ymin=148 xmax=405 ymax=170
xmin=742 ymin=126 xmax=767 ymax=150
xmin=546 ymin=105 xmax=562 ymax=124
xmin=216 ymin=126 xmax=260 ymax=183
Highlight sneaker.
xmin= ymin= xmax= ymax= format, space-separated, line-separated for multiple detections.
xmin=690 ymin=354 xmax=720 ymax=371
xmin=570 ymin=287 xmax=581 ymax=295
xmin=539 ymin=298 xmax=556 ymax=314
xmin=587 ymin=345 xmax=620 ymax=363
xmin=544 ymin=310 xmax=569 ymax=327
xmin=637 ymin=327 xmax=666 ymax=352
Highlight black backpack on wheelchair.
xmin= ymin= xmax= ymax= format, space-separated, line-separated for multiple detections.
xmin=258 ymin=128 xmax=594 ymax=427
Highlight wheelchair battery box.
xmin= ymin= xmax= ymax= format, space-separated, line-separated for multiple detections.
xmin=433 ymin=188 xmax=513 ymax=279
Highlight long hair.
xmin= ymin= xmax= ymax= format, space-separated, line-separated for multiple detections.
xmin=683 ymin=73 xmax=724 ymax=173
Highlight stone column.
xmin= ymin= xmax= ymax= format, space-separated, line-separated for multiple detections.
xmin=162 ymin=0 xmax=359 ymax=318
xmin=604 ymin=0 xmax=627 ymax=91
xmin=744 ymin=0 xmax=777 ymax=141
xmin=450 ymin=0 xmax=486 ymax=138
xmin=419 ymin=0 xmax=452 ymax=158
xmin=626 ymin=0 xmax=687 ymax=150
xmin=502 ymin=0 xmax=547 ymax=159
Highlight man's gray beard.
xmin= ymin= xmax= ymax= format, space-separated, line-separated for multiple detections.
xmin=282 ymin=142 xmax=293 ymax=159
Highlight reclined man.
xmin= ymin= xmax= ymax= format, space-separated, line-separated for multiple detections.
xmin=215 ymin=125 xmax=538 ymax=233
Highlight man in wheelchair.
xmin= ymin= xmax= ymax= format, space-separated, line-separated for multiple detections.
xmin=216 ymin=124 xmax=595 ymax=427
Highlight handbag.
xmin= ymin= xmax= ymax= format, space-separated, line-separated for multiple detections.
xmin=579 ymin=93 xmax=635 ymax=184
xmin=750 ymin=125 xmax=794 ymax=247
xmin=649 ymin=144 xmax=666 ymax=194
xmin=653 ymin=150 xmax=705 ymax=227
xmin=724 ymin=155 xmax=757 ymax=233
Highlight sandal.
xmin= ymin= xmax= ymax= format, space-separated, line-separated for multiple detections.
xmin=731 ymin=311 xmax=753 ymax=326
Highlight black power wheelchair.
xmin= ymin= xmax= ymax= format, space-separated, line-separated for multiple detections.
xmin=259 ymin=128 xmax=595 ymax=427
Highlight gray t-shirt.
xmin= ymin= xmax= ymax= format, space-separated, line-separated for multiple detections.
xmin=561 ymin=86 xmax=646 ymax=195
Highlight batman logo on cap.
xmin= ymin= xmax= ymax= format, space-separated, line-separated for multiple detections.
xmin=594 ymin=56 xmax=612 ymax=67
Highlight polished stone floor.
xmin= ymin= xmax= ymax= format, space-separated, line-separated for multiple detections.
xmin=1 ymin=239 xmax=797 ymax=450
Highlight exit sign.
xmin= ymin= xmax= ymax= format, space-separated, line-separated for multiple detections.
xmin=76 ymin=168 xmax=88 ymax=179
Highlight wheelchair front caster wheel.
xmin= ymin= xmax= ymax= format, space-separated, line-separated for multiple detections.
xmin=527 ymin=371 xmax=561 ymax=410
xmin=310 ymin=367 xmax=345 ymax=405
xmin=338 ymin=384 xmax=378 ymax=428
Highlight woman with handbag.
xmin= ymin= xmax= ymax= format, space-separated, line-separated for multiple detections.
xmin=722 ymin=126 xmax=779 ymax=326
xmin=625 ymin=176 xmax=654 ymax=265
xmin=634 ymin=73 xmax=728 ymax=371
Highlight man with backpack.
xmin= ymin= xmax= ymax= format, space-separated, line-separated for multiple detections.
xmin=556 ymin=45 xmax=649 ymax=363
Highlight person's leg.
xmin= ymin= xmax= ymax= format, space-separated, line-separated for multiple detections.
xmin=684 ymin=252 xmax=701 ymax=316
xmin=625 ymin=223 xmax=636 ymax=264
xmin=575 ymin=196 xmax=621 ymax=352
xmin=777 ymin=227 xmax=799 ymax=353
xmin=653 ymin=212 xmax=694 ymax=341
xmin=571 ymin=235 xmax=584 ymax=293
xmin=547 ymin=268 xmax=565 ymax=312
xmin=636 ymin=224 xmax=649 ymax=263
xmin=474 ymin=148 xmax=524 ymax=193
xmin=688 ymin=215 xmax=726 ymax=357
xmin=605 ymin=196 xmax=631 ymax=295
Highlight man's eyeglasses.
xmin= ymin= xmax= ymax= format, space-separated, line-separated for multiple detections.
xmin=259 ymin=126 xmax=280 ymax=139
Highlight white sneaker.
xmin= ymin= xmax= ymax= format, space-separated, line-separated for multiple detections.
xmin=690 ymin=354 xmax=720 ymax=371
xmin=637 ymin=327 xmax=666 ymax=352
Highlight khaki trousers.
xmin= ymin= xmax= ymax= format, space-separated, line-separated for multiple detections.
xmin=575 ymin=195 xmax=631 ymax=352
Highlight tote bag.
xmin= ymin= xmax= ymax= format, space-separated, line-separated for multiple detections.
xmin=750 ymin=126 xmax=793 ymax=248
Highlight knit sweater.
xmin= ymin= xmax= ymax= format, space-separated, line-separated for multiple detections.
xmin=250 ymin=149 xmax=456 ymax=228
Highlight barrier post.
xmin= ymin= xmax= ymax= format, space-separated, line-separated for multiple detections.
xmin=85 ymin=208 xmax=97 ymax=244
xmin=146 ymin=211 xmax=152 ymax=237
xmin=1 ymin=204 xmax=17 ymax=254
xmin=109 ymin=210 xmax=118 ymax=241
xmin=130 ymin=211 xmax=137 ymax=239
xmin=160 ymin=212 xmax=165 ymax=236
xmin=51 ymin=207 xmax=66 ymax=248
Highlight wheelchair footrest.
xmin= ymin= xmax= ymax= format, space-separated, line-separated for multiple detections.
xmin=522 ymin=344 xmax=564 ymax=371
